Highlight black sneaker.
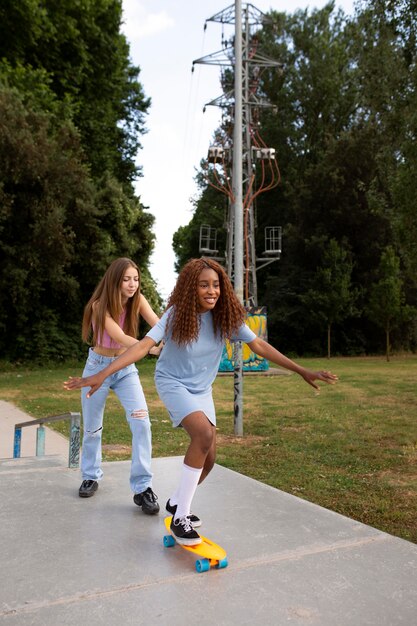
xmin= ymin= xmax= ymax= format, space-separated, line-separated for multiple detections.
xmin=170 ymin=516 xmax=202 ymax=546
xmin=166 ymin=499 xmax=201 ymax=527
xmin=133 ymin=487 xmax=160 ymax=515
xmin=79 ymin=480 xmax=98 ymax=498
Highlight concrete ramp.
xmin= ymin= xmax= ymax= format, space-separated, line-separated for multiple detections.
xmin=0 ymin=456 xmax=415 ymax=625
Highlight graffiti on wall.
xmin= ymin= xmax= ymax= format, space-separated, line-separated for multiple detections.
xmin=219 ymin=306 xmax=269 ymax=372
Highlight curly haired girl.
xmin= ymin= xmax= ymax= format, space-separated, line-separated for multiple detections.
xmin=65 ymin=257 xmax=337 ymax=545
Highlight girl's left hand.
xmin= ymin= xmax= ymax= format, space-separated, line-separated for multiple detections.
xmin=301 ymin=369 xmax=338 ymax=390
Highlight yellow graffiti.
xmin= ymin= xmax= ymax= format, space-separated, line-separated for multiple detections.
xmin=222 ymin=310 xmax=268 ymax=371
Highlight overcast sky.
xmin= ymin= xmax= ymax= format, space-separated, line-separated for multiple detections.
xmin=121 ymin=0 xmax=356 ymax=301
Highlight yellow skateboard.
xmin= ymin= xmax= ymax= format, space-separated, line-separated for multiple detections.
xmin=163 ymin=516 xmax=228 ymax=573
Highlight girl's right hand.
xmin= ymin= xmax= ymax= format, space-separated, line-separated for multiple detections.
xmin=148 ymin=341 xmax=164 ymax=356
xmin=63 ymin=374 xmax=104 ymax=397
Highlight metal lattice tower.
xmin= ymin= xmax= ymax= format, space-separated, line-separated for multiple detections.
xmin=193 ymin=2 xmax=283 ymax=306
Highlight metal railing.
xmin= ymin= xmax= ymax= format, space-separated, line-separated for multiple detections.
xmin=13 ymin=412 xmax=81 ymax=468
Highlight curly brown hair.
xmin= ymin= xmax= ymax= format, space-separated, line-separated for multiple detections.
xmin=166 ymin=257 xmax=246 ymax=346
xmin=82 ymin=258 xmax=141 ymax=345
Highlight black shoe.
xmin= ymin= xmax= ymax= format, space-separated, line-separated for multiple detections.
xmin=133 ymin=487 xmax=160 ymax=515
xmin=170 ymin=515 xmax=201 ymax=546
xmin=79 ymin=480 xmax=98 ymax=498
xmin=166 ymin=499 xmax=201 ymax=527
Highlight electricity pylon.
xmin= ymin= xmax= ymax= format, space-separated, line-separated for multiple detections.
xmin=193 ymin=1 xmax=283 ymax=307
xmin=193 ymin=1 xmax=282 ymax=435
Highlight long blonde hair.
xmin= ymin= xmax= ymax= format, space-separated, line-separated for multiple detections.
xmin=82 ymin=258 xmax=141 ymax=345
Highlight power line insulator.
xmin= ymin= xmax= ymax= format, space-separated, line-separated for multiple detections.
xmin=208 ymin=146 xmax=225 ymax=162
xmin=252 ymin=147 xmax=276 ymax=160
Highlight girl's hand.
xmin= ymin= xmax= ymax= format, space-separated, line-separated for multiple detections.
xmin=300 ymin=369 xmax=338 ymax=390
xmin=148 ymin=341 xmax=164 ymax=356
xmin=63 ymin=373 xmax=104 ymax=397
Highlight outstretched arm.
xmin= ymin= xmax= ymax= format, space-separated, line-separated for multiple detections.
xmin=138 ymin=294 xmax=163 ymax=355
xmin=63 ymin=336 xmax=156 ymax=397
xmin=247 ymin=337 xmax=338 ymax=390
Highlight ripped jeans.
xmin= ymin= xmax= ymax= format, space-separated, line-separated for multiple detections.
xmin=80 ymin=348 xmax=153 ymax=493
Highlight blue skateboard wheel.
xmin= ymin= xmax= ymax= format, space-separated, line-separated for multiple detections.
xmin=196 ymin=558 xmax=210 ymax=573
xmin=163 ymin=534 xmax=175 ymax=547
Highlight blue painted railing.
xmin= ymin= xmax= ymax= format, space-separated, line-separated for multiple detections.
xmin=13 ymin=412 xmax=81 ymax=468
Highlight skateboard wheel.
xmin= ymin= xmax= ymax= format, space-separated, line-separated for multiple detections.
xmin=216 ymin=557 xmax=228 ymax=569
xmin=196 ymin=558 xmax=210 ymax=573
xmin=163 ymin=534 xmax=175 ymax=547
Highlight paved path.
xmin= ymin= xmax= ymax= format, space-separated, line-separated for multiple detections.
xmin=0 ymin=402 xmax=416 ymax=625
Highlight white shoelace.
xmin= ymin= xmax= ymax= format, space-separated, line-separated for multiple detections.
xmin=175 ymin=515 xmax=193 ymax=533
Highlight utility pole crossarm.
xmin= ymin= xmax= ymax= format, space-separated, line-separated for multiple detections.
xmin=247 ymin=52 xmax=283 ymax=68
xmin=192 ymin=50 xmax=233 ymax=68
xmin=207 ymin=3 xmax=270 ymax=26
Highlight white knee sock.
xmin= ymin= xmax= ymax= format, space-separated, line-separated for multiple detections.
xmin=174 ymin=463 xmax=203 ymax=520
xmin=169 ymin=488 xmax=180 ymax=506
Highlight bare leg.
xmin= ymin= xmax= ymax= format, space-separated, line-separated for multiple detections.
xmin=170 ymin=412 xmax=215 ymax=520
xmin=199 ymin=424 xmax=216 ymax=483
xmin=181 ymin=411 xmax=215 ymax=469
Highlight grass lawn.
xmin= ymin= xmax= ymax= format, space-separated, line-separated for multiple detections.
xmin=0 ymin=355 xmax=416 ymax=543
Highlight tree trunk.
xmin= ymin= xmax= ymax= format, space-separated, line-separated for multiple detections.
xmin=327 ymin=323 xmax=331 ymax=359
xmin=386 ymin=327 xmax=390 ymax=362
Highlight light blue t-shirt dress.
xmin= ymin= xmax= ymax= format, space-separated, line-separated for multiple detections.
xmin=146 ymin=307 xmax=256 ymax=427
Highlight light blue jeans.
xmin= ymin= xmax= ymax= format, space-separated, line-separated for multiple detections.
xmin=80 ymin=348 xmax=153 ymax=494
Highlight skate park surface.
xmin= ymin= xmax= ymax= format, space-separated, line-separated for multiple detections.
xmin=0 ymin=401 xmax=416 ymax=625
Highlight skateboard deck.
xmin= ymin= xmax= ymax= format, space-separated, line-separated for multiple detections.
xmin=163 ymin=516 xmax=228 ymax=573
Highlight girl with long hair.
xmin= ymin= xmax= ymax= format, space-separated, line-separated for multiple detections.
xmin=76 ymin=257 xmax=160 ymax=515
xmin=65 ymin=258 xmax=337 ymax=543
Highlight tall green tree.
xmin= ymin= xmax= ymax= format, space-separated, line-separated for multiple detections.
xmin=358 ymin=0 xmax=417 ymax=281
xmin=353 ymin=0 xmax=417 ymax=254
xmin=301 ymin=239 xmax=358 ymax=358
xmin=0 ymin=0 xmax=150 ymax=184
xmin=367 ymin=247 xmax=413 ymax=361
xmin=256 ymin=2 xmax=392 ymax=352
xmin=0 ymin=1 xmax=160 ymax=361
xmin=0 ymin=88 xmax=99 ymax=360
